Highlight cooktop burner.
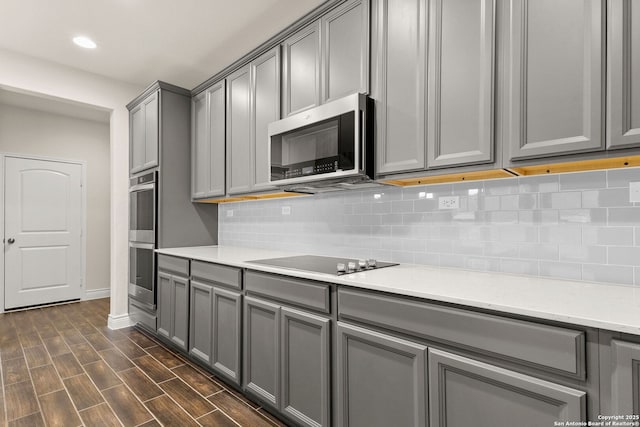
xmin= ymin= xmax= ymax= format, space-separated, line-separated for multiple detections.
xmin=247 ymin=255 xmax=398 ymax=276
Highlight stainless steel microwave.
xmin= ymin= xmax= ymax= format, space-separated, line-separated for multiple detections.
xmin=268 ymin=93 xmax=373 ymax=188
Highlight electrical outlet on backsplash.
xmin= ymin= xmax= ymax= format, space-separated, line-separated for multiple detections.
xmin=219 ymin=168 xmax=640 ymax=287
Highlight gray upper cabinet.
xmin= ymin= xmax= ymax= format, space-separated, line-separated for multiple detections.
xmin=505 ymin=0 xmax=604 ymax=161
xmin=336 ymin=322 xmax=428 ymax=427
xmin=252 ymin=48 xmax=280 ymax=191
xmin=283 ymin=0 xmax=369 ymax=117
xmin=192 ymin=81 xmax=226 ymax=199
xmin=226 ymin=48 xmax=280 ymax=195
xmin=282 ymin=22 xmax=321 ymax=117
xmin=226 ymin=65 xmax=253 ymax=194
xmin=320 ymin=0 xmax=370 ymax=103
xmin=130 ymin=90 xmax=159 ymax=174
xmin=428 ymin=348 xmax=586 ymax=426
xmin=372 ymin=0 xmax=428 ymax=175
xmin=609 ymin=340 xmax=640 ymax=414
xmin=426 ymin=0 xmax=495 ymax=169
xmin=607 ymin=0 xmax=640 ymax=149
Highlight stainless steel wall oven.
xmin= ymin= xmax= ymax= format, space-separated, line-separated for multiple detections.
xmin=128 ymin=171 xmax=157 ymax=310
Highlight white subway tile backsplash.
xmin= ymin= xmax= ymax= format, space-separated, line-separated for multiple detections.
xmin=608 ymin=207 xmax=640 ymax=225
xmin=559 ymin=244 xmax=607 ymax=264
xmin=540 ymin=192 xmax=582 ymax=210
xmin=607 ymin=167 xmax=640 ymax=188
xmin=500 ymin=259 xmax=539 ymax=276
xmin=539 ymin=261 xmax=582 ymax=281
xmin=559 ymin=171 xmax=607 ymax=191
xmin=582 ymin=226 xmax=634 ymax=246
xmin=608 ymin=246 xmax=640 ymax=266
xmin=582 ymin=264 xmax=634 ymax=285
xmin=519 ymin=175 xmax=559 ymax=193
xmin=219 ymin=169 xmax=640 ymax=287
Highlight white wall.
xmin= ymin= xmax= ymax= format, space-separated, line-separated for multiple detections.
xmin=0 ymin=48 xmax=142 ymax=324
xmin=0 ymin=104 xmax=110 ymax=293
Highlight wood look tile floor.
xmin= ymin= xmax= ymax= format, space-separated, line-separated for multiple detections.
xmin=0 ymin=298 xmax=288 ymax=427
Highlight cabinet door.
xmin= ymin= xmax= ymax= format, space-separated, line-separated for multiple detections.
xmin=157 ymin=271 xmax=172 ymax=340
xmin=243 ymin=296 xmax=281 ymax=406
xmin=320 ymin=0 xmax=369 ymax=103
xmin=428 ymin=348 xmax=585 ymax=427
xmin=610 ymin=340 xmax=640 ymax=414
xmin=282 ymin=21 xmax=321 ymax=116
xmin=171 ymin=275 xmax=189 ymax=351
xmin=212 ymin=287 xmax=242 ymax=385
xmin=227 ymin=66 xmax=252 ymax=194
xmin=192 ymin=83 xmax=226 ymax=199
xmin=191 ymin=91 xmax=209 ymax=199
xmin=189 ymin=280 xmax=213 ymax=364
xmin=506 ymin=0 xmax=603 ymax=161
xmin=427 ymin=0 xmax=495 ymax=168
xmin=130 ymin=103 xmax=146 ymax=173
xmin=252 ymin=48 xmax=280 ymax=191
xmin=281 ymin=307 xmax=330 ymax=427
xmin=208 ymin=82 xmax=227 ymax=197
xmin=336 ymin=322 xmax=427 ymax=427
xmin=143 ymin=91 xmax=159 ymax=170
xmin=607 ymin=0 xmax=640 ymax=149
xmin=372 ymin=0 xmax=427 ymax=175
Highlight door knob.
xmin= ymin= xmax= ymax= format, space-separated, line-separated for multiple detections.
xmin=7 ymin=238 xmax=15 ymax=244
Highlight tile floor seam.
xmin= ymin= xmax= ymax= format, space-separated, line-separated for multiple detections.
xmin=17 ymin=343 xmax=46 ymax=425
xmin=143 ymin=393 xmax=204 ymax=426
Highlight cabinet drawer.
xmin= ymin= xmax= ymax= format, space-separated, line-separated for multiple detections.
xmin=245 ymin=270 xmax=331 ymax=314
xmin=157 ymin=254 xmax=189 ymax=276
xmin=191 ymin=261 xmax=242 ymax=290
xmin=129 ymin=299 xmax=156 ymax=332
xmin=338 ymin=288 xmax=586 ymax=379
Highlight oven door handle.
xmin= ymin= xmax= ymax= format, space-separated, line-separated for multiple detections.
xmin=129 ymin=242 xmax=155 ymax=250
xmin=129 ymin=183 xmax=155 ymax=192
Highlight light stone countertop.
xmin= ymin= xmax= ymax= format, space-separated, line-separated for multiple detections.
xmin=156 ymin=245 xmax=640 ymax=335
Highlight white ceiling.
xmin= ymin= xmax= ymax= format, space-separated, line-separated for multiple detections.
xmin=0 ymin=0 xmax=326 ymax=89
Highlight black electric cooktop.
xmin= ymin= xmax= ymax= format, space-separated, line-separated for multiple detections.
xmin=247 ymin=255 xmax=398 ymax=276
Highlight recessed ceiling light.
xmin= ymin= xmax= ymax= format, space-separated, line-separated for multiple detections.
xmin=73 ymin=36 xmax=96 ymax=49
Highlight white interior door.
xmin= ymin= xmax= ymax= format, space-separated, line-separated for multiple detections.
xmin=4 ymin=156 xmax=83 ymax=309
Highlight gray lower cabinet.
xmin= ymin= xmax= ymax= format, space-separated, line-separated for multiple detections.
xmin=336 ymin=321 xmax=428 ymax=427
xmin=607 ymin=0 xmax=640 ymax=149
xmin=372 ymin=0 xmax=427 ymax=175
xmin=130 ymin=90 xmax=159 ymax=174
xmin=189 ymin=261 xmax=243 ymax=385
xmin=428 ymin=348 xmax=586 ymax=427
xmin=426 ymin=0 xmax=495 ymax=169
xmin=188 ymin=279 xmax=213 ymax=364
xmin=505 ymin=0 xmax=604 ymax=161
xmin=244 ymin=295 xmax=331 ymax=427
xmin=191 ymin=80 xmax=226 ymax=199
xmin=211 ymin=287 xmax=242 ymax=384
xmin=244 ymin=296 xmax=281 ymax=406
xmin=609 ymin=340 xmax=640 ymax=414
xmin=157 ymin=270 xmax=189 ymax=351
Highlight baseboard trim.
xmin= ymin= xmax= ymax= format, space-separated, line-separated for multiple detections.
xmin=84 ymin=288 xmax=110 ymax=300
xmin=108 ymin=313 xmax=134 ymax=330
